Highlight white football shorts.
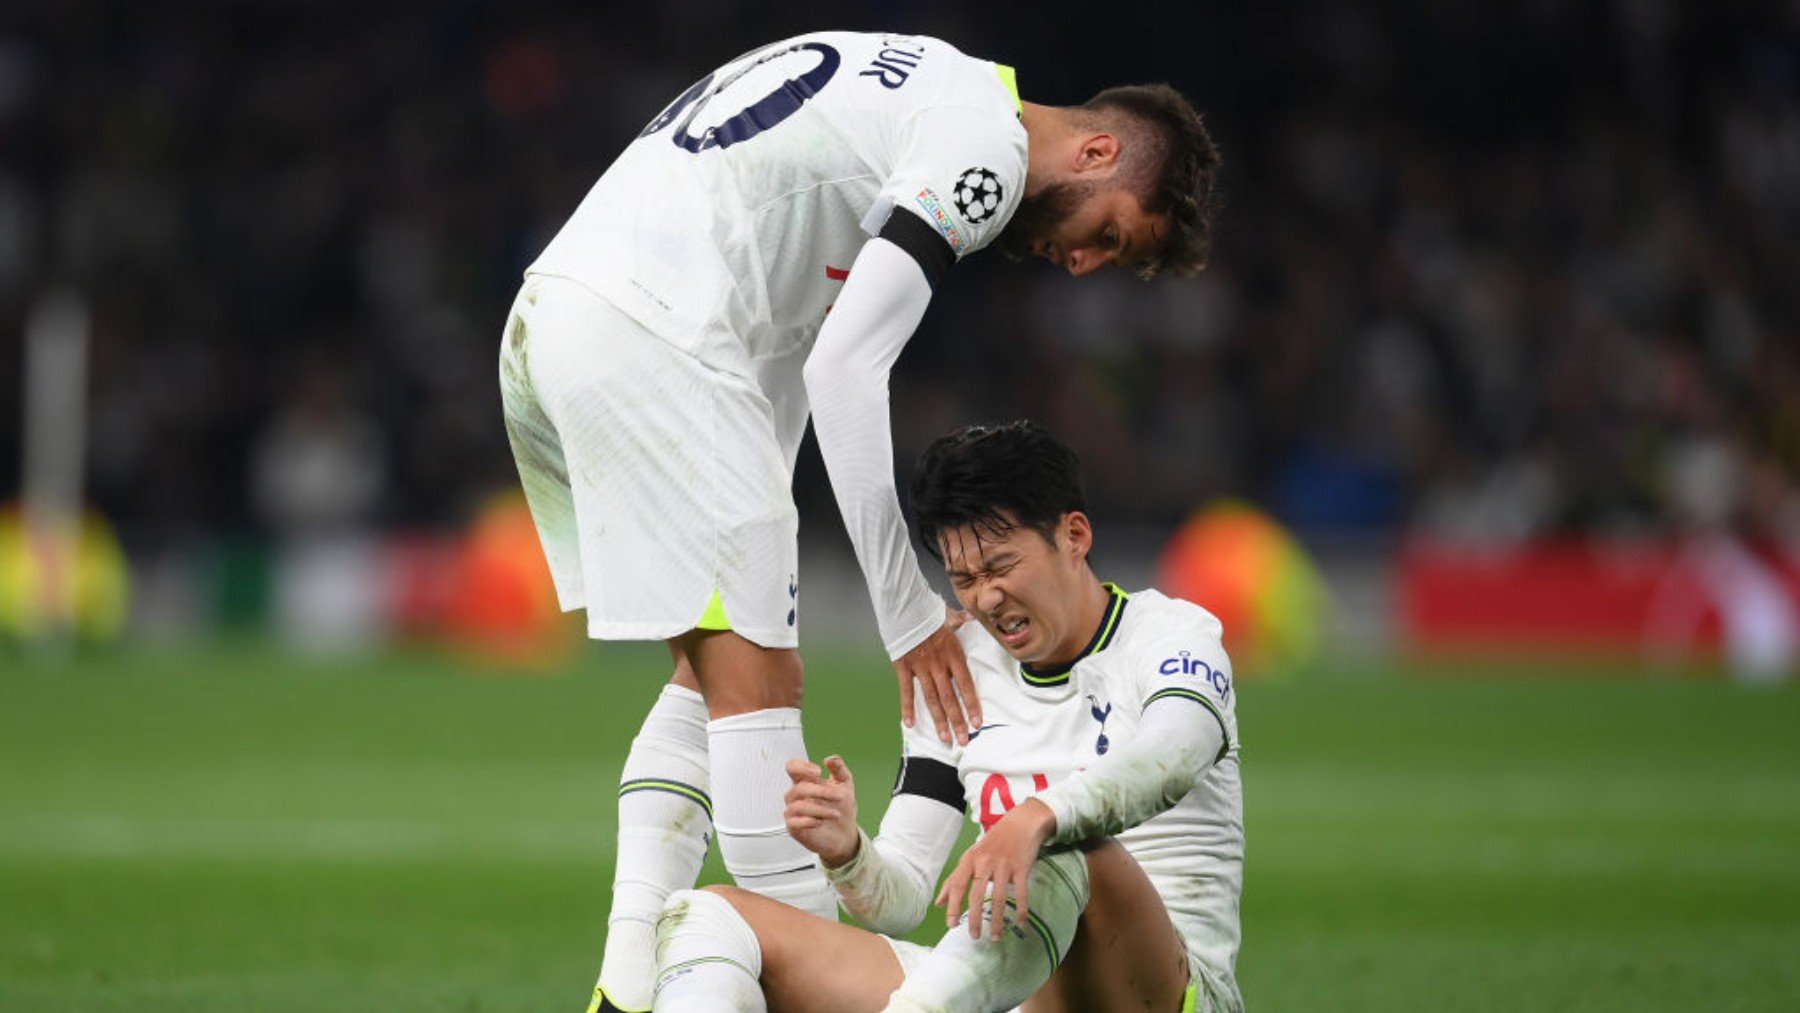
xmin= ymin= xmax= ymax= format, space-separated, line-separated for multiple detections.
xmin=499 ymin=274 xmax=801 ymax=648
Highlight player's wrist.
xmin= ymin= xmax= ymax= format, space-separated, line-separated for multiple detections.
xmin=821 ymin=836 xmax=860 ymax=870
xmin=820 ymin=825 xmax=867 ymax=872
xmin=1016 ymin=798 xmax=1058 ymax=843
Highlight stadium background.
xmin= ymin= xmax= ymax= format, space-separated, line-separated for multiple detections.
xmin=4 ymin=1 xmax=1798 ymax=1010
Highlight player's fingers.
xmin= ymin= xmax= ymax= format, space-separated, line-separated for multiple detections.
xmin=933 ymin=667 xmax=970 ymax=745
xmin=785 ymin=776 xmax=833 ymax=804
xmin=785 ymin=815 xmax=822 ymax=831
xmin=939 ymin=860 xmax=969 ymax=926
xmin=1011 ymin=866 xmax=1031 ymax=942
xmin=788 ymin=780 xmax=838 ymax=800
xmin=824 ymin=755 xmax=853 ymax=788
xmin=967 ymin=868 xmax=992 ymax=938
xmin=895 ymin=669 xmax=917 ymax=729
xmin=988 ymin=874 xmax=1010 ymax=941
xmin=950 ymin=652 xmax=982 ymax=729
xmin=916 ymin=666 xmax=953 ymax=745
xmin=786 ymin=759 xmax=824 ymax=784
xmin=785 ymin=785 xmax=841 ymax=808
xmin=785 ymin=799 xmax=840 ymax=822
xmin=787 ymin=788 xmax=848 ymax=820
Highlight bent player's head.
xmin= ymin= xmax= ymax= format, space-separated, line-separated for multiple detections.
xmin=1002 ymin=84 xmax=1221 ymax=279
xmin=910 ymin=421 xmax=1107 ymax=668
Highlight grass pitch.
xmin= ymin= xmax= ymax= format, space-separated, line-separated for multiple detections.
xmin=3 ymin=642 xmax=1797 ymax=1011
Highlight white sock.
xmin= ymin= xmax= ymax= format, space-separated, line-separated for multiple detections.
xmin=652 ymin=889 xmax=767 ymax=1013
xmin=882 ymin=849 xmax=1089 ymax=1013
xmin=707 ymin=708 xmax=837 ymax=919
xmin=599 ymin=684 xmax=713 ymax=1012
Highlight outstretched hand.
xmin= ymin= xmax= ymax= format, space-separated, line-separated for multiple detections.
xmin=784 ymin=755 xmax=860 ymax=868
xmin=937 ymin=798 xmax=1057 ymax=940
xmin=894 ymin=609 xmax=982 ymax=745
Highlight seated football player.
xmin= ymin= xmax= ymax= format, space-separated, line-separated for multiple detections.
xmin=650 ymin=421 xmax=1244 ymax=1012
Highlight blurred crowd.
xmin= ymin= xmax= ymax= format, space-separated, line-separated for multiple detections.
xmin=2 ymin=0 xmax=1797 ymax=554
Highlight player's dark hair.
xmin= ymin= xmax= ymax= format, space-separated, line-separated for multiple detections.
xmin=1079 ymin=84 xmax=1222 ymax=279
xmin=909 ymin=421 xmax=1088 ymax=561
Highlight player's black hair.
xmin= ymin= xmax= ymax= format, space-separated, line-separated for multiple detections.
xmin=909 ymin=421 xmax=1088 ymax=561
xmin=1079 ymin=84 xmax=1222 ymax=279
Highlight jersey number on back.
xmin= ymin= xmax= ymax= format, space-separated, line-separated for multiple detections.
xmin=639 ymin=42 xmax=841 ymax=152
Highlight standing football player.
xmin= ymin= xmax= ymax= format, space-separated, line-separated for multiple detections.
xmin=651 ymin=420 xmax=1244 ymax=1012
xmin=498 ymin=31 xmax=1220 ymax=1012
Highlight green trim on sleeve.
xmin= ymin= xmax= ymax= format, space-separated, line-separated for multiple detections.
xmin=995 ymin=64 xmax=1021 ymax=115
xmin=1143 ymin=686 xmax=1232 ymax=763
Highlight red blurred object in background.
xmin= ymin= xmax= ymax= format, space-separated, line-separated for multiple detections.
xmin=438 ymin=492 xmax=577 ymax=670
xmin=1400 ymin=538 xmax=1800 ymax=676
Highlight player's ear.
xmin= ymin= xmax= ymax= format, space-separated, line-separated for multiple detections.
xmin=1061 ymin=511 xmax=1093 ymax=563
xmin=1074 ymin=133 xmax=1121 ymax=175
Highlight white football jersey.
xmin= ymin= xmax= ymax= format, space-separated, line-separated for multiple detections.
xmin=898 ymin=584 xmax=1245 ymax=993
xmin=527 ymin=31 xmax=1027 ymax=380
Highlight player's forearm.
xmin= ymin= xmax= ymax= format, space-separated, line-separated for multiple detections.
xmin=823 ymin=826 xmax=934 ymax=935
xmin=824 ymin=792 xmax=962 ymax=935
xmin=1037 ymin=698 xmax=1224 ymax=845
xmin=803 ymin=237 xmax=944 ymax=659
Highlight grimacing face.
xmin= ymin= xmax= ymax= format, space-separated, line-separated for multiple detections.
xmin=936 ymin=511 xmax=1098 ymax=668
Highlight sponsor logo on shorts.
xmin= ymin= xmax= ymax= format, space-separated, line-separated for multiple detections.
xmin=914 ymin=187 xmax=966 ymax=252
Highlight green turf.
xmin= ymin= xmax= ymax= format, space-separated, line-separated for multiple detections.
xmin=3 ymin=643 xmax=1798 ymax=1011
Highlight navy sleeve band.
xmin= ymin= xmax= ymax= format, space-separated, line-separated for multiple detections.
xmin=878 ymin=208 xmax=956 ymax=289
xmin=893 ymin=755 xmax=966 ymax=813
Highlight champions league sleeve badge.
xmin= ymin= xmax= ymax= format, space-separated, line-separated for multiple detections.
xmin=951 ymin=167 xmax=1003 ymax=224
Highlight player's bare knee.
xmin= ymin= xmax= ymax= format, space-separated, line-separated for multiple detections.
xmin=701 ymin=886 xmax=773 ymax=932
